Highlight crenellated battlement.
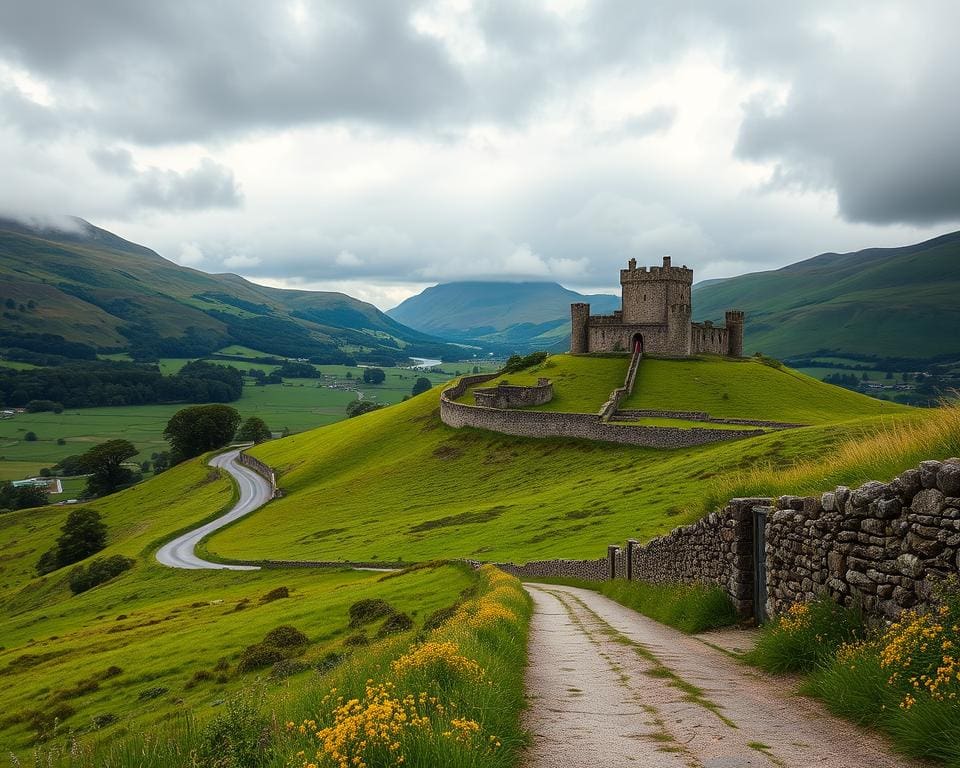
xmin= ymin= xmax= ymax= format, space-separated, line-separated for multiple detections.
xmin=572 ymin=256 xmax=744 ymax=358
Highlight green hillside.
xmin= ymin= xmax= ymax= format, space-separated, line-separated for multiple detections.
xmin=387 ymin=281 xmax=618 ymax=351
xmin=204 ymin=356 xmax=921 ymax=565
xmin=692 ymin=230 xmax=960 ymax=359
xmin=621 ymin=357 xmax=910 ymax=424
xmin=0 ymin=217 xmax=457 ymax=364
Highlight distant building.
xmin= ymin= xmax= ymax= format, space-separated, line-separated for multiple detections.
xmin=570 ymin=257 xmax=744 ymax=357
xmin=12 ymin=477 xmax=62 ymax=494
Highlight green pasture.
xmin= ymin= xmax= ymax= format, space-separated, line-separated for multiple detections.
xmin=0 ymin=361 xmax=458 ymax=479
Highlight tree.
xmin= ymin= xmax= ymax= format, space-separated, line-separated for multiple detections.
xmin=236 ymin=416 xmax=272 ymax=444
xmin=78 ymin=439 xmax=138 ymax=497
xmin=411 ymin=377 xmax=432 ymax=397
xmin=54 ymin=508 xmax=107 ymax=569
xmin=362 ymin=368 xmax=385 ymax=385
xmin=346 ymin=400 xmax=383 ymax=418
xmin=164 ymin=404 xmax=241 ymax=464
xmin=24 ymin=431 xmax=37 ymax=442
xmin=0 ymin=481 xmax=48 ymax=512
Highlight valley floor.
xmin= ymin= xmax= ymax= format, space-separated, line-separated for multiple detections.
xmin=523 ymin=583 xmax=924 ymax=768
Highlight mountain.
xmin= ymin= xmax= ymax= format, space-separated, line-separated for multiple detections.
xmin=387 ymin=281 xmax=619 ymax=351
xmin=692 ymin=231 xmax=960 ymax=360
xmin=0 ymin=217 xmax=457 ymax=364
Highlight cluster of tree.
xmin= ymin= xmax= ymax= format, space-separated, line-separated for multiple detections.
xmin=411 ymin=377 xmax=432 ymax=397
xmin=0 ymin=330 xmax=98 ymax=360
xmin=77 ymin=439 xmax=140 ymax=497
xmin=36 ymin=507 xmax=106 ymax=575
xmin=0 ymin=359 xmax=242 ymax=409
xmin=362 ymin=368 xmax=385 ymax=384
xmin=823 ymin=373 xmax=862 ymax=390
xmin=164 ymin=404 xmax=242 ymax=464
xmin=275 ymin=362 xmax=319 ymax=378
xmin=500 ymin=351 xmax=548 ymax=374
xmin=68 ymin=555 xmax=134 ymax=594
xmin=346 ymin=400 xmax=383 ymax=418
xmin=0 ymin=481 xmax=48 ymax=512
xmin=248 ymin=368 xmax=283 ymax=386
xmin=236 ymin=416 xmax=271 ymax=443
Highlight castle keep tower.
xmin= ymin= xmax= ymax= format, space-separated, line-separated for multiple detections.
xmin=571 ymin=257 xmax=744 ymax=358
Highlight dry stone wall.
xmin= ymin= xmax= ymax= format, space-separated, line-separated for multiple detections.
xmin=764 ymin=458 xmax=960 ymax=619
xmin=237 ymin=451 xmax=282 ymax=498
xmin=474 ymin=378 xmax=553 ymax=408
xmin=495 ymin=459 xmax=960 ymax=623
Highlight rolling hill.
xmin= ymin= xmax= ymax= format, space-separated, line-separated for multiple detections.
xmin=692 ymin=230 xmax=960 ymax=360
xmin=387 ymin=281 xmax=619 ymax=351
xmin=0 ymin=217 xmax=459 ymax=364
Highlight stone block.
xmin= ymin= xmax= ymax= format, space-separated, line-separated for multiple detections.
xmin=920 ymin=460 xmax=943 ymax=489
xmin=846 ymin=570 xmax=876 ymax=593
xmin=850 ymin=481 xmax=889 ymax=508
xmin=911 ymin=488 xmax=945 ymax=516
xmin=907 ymin=533 xmax=944 ymax=558
xmin=937 ymin=463 xmax=960 ymax=496
xmin=893 ymin=585 xmax=917 ymax=608
xmin=874 ymin=498 xmax=902 ymax=519
xmin=897 ymin=469 xmax=922 ymax=500
xmin=822 ymin=491 xmax=837 ymax=512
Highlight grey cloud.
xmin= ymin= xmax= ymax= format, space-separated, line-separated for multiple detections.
xmin=89 ymin=146 xmax=135 ymax=176
xmin=129 ymin=158 xmax=242 ymax=212
xmin=0 ymin=0 xmax=464 ymax=143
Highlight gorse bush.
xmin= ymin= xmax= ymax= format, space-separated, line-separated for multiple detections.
xmin=68 ymin=555 xmax=134 ymax=594
xmin=500 ymin=350 xmax=548 ymax=374
xmin=262 ymin=625 xmax=308 ymax=648
xmin=746 ymin=597 xmax=864 ymax=673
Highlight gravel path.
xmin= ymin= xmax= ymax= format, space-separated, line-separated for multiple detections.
xmin=523 ymin=583 xmax=927 ymax=768
xmin=155 ymin=448 xmax=268 ymax=571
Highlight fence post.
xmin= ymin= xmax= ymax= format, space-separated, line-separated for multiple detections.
xmin=626 ymin=539 xmax=637 ymax=581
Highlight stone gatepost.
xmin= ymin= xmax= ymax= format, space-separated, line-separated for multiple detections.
xmin=626 ymin=539 xmax=638 ymax=580
xmin=607 ymin=545 xmax=620 ymax=580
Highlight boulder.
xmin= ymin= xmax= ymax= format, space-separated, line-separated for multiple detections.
xmin=911 ymin=488 xmax=946 ymax=516
xmin=850 ymin=481 xmax=888 ymax=509
xmin=937 ymin=463 xmax=960 ymax=496
xmin=920 ymin=460 xmax=943 ymax=489
xmin=897 ymin=469 xmax=922 ymax=500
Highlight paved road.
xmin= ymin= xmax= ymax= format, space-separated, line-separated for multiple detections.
xmin=523 ymin=583 xmax=925 ymax=768
xmin=155 ymin=448 xmax=269 ymax=571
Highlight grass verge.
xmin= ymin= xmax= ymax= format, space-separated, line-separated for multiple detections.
xmin=530 ymin=577 xmax=737 ymax=634
xmin=747 ymin=584 xmax=960 ymax=765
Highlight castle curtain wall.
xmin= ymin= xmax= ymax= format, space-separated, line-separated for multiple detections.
xmin=691 ymin=324 xmax=729 ymax=355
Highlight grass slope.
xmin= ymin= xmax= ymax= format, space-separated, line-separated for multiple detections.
xmin=621 ymin=357 xmax=910 ymax=424
xmin=0 ymin=451 xmax=475 ymax=755
xmin=205 ymin=357 xmax=926 ymax=565
xmin=693 ymin=230 xmax=960 ymax=358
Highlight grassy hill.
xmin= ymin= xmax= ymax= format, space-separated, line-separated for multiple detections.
xmin=0 ymin=217 xmax=458 ymax=364
xmin=203 ymin=356 xmax=922 ymax=566
xmin=387 ymin=281 xmax=619 ymax=352
xmin=0 ymin=454 xmax=477 ymax=755
xmin=692 ymin=230 xmax=960 ymax=360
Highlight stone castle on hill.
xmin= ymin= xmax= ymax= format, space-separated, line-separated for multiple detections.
xmin=570 ymin=256 xmax=744 ymax=357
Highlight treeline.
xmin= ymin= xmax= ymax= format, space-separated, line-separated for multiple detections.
xmin=0 ymin=360 xmax=243 ymax=409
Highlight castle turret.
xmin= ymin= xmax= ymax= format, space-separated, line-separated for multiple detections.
xmin=725 ymin=310 xmax=744 ymax=357
xmin=570 ymin=302 xmax=590 ymax=354
xmin=619 ymin=256 xmax=692 ymax=356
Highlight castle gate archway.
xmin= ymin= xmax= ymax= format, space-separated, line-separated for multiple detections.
xmin=631 ymin=333 xmax=644 ymax=355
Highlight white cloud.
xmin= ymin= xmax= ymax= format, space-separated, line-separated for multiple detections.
xmin=175 ymin=241 xmax=205 ymax=266
xmin=222 ymin=253 xmax=261 ymax=269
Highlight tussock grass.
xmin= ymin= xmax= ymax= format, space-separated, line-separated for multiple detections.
xmin=532 ymin=577 xmax=737 ymax=634
xmin=706 ymin=401 xmax=960 ymax=509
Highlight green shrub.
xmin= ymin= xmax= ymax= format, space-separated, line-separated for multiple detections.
xmin=261 ymin=625 xmax=308 ymax=648
xmin=316 ymin=651 xmax=347 ymax=674
xmin=347 ymin=598 xmax=395 ymax=628
xmin=237 ymin=644 xmax=284 ymax=673
xmin=376 ymin=611 xmax=414 ymax=637
xmin=137 ymin=686 xmax=169 ymax=701
xmin=745 ymin=597 xmax=864 ymax=673
xmin=91 ymin=712 xmax=118 ymax=729
xmin=259 ymin=586 xmax=289 ymax=603
xmin=344 ymin=631 xmax=369 ymax=647
xmin=423 ymin=604 xmax=459 ymax=632
xmin=501 ymin=351 xmax=548 ymax=374
xmin=68 ymin=555 xmax=135 ymax=594
xmin=269 ymin=659 xmax=310 ymax=679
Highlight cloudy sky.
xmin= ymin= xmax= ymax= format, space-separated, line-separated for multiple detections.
xmin=1 ymin=1 xmax=958 ymax=308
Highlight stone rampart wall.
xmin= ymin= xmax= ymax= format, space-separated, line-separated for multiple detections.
xmin=614 ymin=409 xmax=805 ymax=429
xmin=440 ymin=376 xmax=764 ymax=448
xmin=474 ymin=378 xmax=553 ymax=409
xmin=691 ymin=322 xmax=729 ymax=355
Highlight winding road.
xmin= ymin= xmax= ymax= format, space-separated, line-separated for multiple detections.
xmin=155 ymin=448 xmax=269 ymax=571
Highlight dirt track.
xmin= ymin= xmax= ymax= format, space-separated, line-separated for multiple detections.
xmin=523 ymin=583 xmax=926 ymax=768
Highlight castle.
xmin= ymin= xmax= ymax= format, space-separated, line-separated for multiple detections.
xmin=570 ymin=256 xmax=744 ymax=357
